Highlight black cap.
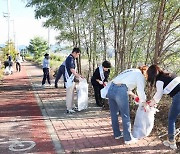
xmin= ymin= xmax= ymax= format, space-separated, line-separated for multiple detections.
xmin=44 ymin=53 xmax=49 ymax=56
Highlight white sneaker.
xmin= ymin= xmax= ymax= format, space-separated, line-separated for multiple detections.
xmin=115 ymin=132 xmax=123 ymax=139
xmin=42 ymin=85 xmax=45 ymax=88
xmin=73 ymin=106 xmax=78 ymax=111
xmin=125 ymin=138 xmax=137 ymax=145
xmin=66 ymin=109 xmax=76 ymax=114
xmin=163 ymin=140 xmax=177 ymax=150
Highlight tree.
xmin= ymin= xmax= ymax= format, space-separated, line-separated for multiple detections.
xmin=2 ymin=40 xmax=18 ymax=61
xmin=26 ymin=0 xmax=180 ymax=75
xmin=27 ymin=37 xmax=48 ymax=59
xmin=153 ymin=0 xmax=180 ymax=64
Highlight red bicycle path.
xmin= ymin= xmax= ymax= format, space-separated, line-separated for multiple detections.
xmin=0 ymin=64 xmax=56 ymax=154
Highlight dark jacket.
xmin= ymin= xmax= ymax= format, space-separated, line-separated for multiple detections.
xmin=91 ymin=67 xmax=110 ymax=86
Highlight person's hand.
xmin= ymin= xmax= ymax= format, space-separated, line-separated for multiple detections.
xmin=79 ymin=75 xmax=84 ymax=79
xmin=103 ymin=82 xmax=107 ymax=86
xmin=142 ymin=102 xmax=150 ymax=112
xmin=147 ymin=99 xmax=157 ymax=107
xmin=99 ymin=81 xmax=103 ymax=85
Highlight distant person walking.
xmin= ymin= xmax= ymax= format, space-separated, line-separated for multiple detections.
xmin=15 ymin=53 xmax=22 ymax=72
xmin=42 ymin=53 xmax=51 ymax=88
xmin=5 ymin=53 xmax=12 ymax=68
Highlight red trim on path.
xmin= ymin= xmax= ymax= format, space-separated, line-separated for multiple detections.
xmin=0 ymin=65 xmax=56 ymax=154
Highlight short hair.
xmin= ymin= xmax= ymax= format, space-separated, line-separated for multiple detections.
xmin=72 ymin=47 xmax=81 ymax=53
xmin=44 ymin=53 xmax=49 ymax=57
xmin=102 ymin=60 xmax=111 ymax=68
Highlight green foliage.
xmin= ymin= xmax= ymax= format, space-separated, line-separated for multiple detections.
xmin=2 ymin=40 xmax=18 ymax=61
xmin=26 ymin=37 xmax=49 ymax=59
xmin=26 ymin=0 xmax=180 ymax=73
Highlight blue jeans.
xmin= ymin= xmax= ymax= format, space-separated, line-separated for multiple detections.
xmin=55 ymin=65 xmax=65 ymax=85
xmin=168 ymin=91 xmax=180 ymax=141
xmin=107 ymin=83 xmax=133 ymax=141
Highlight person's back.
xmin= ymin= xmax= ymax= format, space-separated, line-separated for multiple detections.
xmin=112 ymin=69 xmax=146 ymax=99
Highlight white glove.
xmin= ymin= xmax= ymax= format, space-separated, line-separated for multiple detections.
xmin=99 ymin=81 xmax=103 ymax=85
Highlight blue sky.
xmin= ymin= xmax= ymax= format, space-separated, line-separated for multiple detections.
xmin=0 ymin=0 xmax=57 ymax=46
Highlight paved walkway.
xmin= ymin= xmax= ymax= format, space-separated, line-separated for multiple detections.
xmin=0 ymin=61 xmax=178 ymax=154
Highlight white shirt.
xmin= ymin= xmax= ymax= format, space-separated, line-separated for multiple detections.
xmin=112 ymin=69 xmax=146 ymax=102
xmin=16 ymin=55 xmax=22 ymax=63
xmin=153 ymin=81 xmax=164 ymax=103
xmin=42 ymin=58 xmax=50 ymax=68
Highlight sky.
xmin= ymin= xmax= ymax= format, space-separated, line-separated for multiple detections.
xmin=0 ymin=0 xmax=58 ymax=46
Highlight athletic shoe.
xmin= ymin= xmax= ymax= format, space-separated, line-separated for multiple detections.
xmin=66 ymin=109 xmax=76 ymax=114
xmin=115 ymin=132 xmax=123 ymax=139
xmin=73 ymin=106 xmax=78 ymax=111
xmin=125 ymin=138 xmax=137 ymax=145
xmin=163 ymin=140 xmax=177 ymax=150
xmin=55 ymin=84 xmax=58 ymax=88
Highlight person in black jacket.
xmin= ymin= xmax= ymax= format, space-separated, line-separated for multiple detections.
xmin=146 ymin=65 xmax=180 ymax=150
xmin=91 ymin=60 xmax=111 ymax=107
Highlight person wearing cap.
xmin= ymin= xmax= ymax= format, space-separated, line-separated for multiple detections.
xmin=91 ymin=60 xmax=111 ymax=108
xmin=106 ymin=66 xmax=148 ymax=144
xmin=42 ymin=53 xmax=51 ymax=88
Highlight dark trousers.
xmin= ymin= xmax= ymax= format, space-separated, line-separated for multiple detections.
xmin=16 ymin=62 xmax=21 ymax=72
xmin=92 ymin=84 xmax=105 ymax=107
xmin=42 ymin=68 xmax=51 ymax=85
xmin=55 ymin=65 xmax=65 ymax=86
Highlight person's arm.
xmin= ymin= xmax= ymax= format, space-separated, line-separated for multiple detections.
xmin=70 ymin=68 xmax=81 ymax=78
xmin=136 ymin=74 xmax=146 ymax=103
xmin=153 ymin=81 xmax=164 ymax=103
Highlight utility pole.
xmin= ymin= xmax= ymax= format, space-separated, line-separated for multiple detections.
xmin=11 ymin=20 xmax=16 ymax=50
xmin=48 ymin=27 xmax=50 ymax=54
xmin=7 ymin=0 xmax=10 ymax=54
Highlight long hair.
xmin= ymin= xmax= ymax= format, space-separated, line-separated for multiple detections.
xmin=147 ymin=64 xmax=170 ymax=87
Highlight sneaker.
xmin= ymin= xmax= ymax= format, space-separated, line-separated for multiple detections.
xmin=125 ymin=138 xmax=137 ymax=145
xmin=55 ymin=84 xmax=58 ymax=88
xmin=42 ymin=84 xmax=45 ymax=88
xmin=73 ymin=106 xmax=78 ymax=111
xmin=115 ymin=132 xmax=123 ymax=139
xmin=66 ymin=109 xmax=76 ymax=114
xmin=163 ymin=140 xmax=177 ymax=150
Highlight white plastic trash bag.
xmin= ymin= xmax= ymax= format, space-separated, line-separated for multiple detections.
xmin=76 ymin=79 xmax=88 ymax=111
xmin=100 ymin=82 xmax=111 ymax=99
xmin=132 ymin=103 xmax=158 ymax=139
xmin=4 ymin=66 xmax=13 ymax=75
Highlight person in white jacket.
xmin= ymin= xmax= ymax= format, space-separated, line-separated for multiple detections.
xmin=15 ymin=53 xmax=22 ymax=72
xmin=106 ymin=66 xmax=148 ymax=144
xmin=42 ymin=53 xmax=51 ymax=88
